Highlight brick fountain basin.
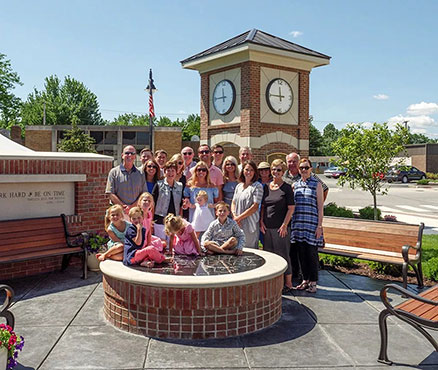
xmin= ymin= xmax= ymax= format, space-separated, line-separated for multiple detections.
xmin=100 ymin=249 xmax=287 ymax=339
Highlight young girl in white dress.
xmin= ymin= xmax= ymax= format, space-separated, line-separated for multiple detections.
xmin=191 ymin=190 xmax=215 ymax=238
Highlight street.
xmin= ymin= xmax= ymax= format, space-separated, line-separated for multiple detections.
xmin=321 ymin=176 xmax=438 ymax=234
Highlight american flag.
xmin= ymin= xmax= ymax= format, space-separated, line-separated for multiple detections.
xmin=148 ymin=69 xmax=155 ymax=118
xmin=149 ymin=93 xmax=155 ymax=118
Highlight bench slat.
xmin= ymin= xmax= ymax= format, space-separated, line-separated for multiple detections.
xmin=0 ymin=229 xmax=66 ymax=247
xmin=0 ymin=220 xmax=64 ymax=234
xmin=324 ymin=229 xmax=417 ymax=255
xmin=323 ymin=217 xmax=420 ymax=236
xmin=0 ymin=236 xmax=67 ymax=253
xmin=0 ymin=247 xmax=83 ymax=264
xmin=0 ymin=243 xmax=69 ymax=257
xmin=0 ymin=216 xmax=63 ymax=230
xmin=319 ymin=247 xmax=405 ymax=265
xmin=396 ymin=286 xmax=438 ymax=322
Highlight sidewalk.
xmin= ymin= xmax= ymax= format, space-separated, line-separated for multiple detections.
xmin=3 ymin=267 xmax=438 ymax=369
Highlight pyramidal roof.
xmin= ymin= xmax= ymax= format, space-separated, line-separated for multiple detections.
xmin=181 ymin=29 xmax=331 ymax=65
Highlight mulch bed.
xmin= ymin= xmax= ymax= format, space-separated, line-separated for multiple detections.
xmin=322 ymin=262 xmax=435 ymax=288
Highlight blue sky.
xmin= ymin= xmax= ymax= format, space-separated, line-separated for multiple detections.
xmin=2 ymin=0 xmax=438 ymax=137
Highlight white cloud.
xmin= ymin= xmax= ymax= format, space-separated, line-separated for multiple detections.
xmin=387 ymin=114 xmax=436 ymax=129
xmin=373 ymin=94 xmax=389 ymax=100
xmin=177 ymin=110 xmax=187 ymax=114
xmin=411 ymin=128 xmax=427 ymax=134
xmin=406 ymin=102 xmax=438 ymax=116
xmin=289 ymin=31 xmax=303 ymax=38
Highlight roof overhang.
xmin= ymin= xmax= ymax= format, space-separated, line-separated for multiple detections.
xmin=181 ymin=42 xmax=330 ymax=73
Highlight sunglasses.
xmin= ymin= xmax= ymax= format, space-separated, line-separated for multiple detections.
xmin=225 ymin=163 xmax=235 ymax=167
xmin=271 ymin=168 xmax=283 ymax=172
xmin=177 ymin=161 xmax=183 ymax=165
xmin=213 ymin=150 xmax=224 ymax=154
xmin=146 ymin=165 xmax=157 ymax=169
xmin=197 ymin=168 xmax=208 ymax=172
xmin=124 ymin=152 xmax=136 ymax=156
xmin=299 ymin=166 xmax=310 ymax=170
xmin=182 ymin=152 xmax=193 ymax=156
xmin=199 ymin=150 xmax=210 ymax=154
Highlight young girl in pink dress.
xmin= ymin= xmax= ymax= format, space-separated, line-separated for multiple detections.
xmin=164 ymin=214 xmax=201 ymax=256
xmin=137 ymin=192 xmax=166 ymax=252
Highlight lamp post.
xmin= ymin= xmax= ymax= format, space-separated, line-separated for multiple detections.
xmin=145 ymin=69 xmax=157 ymax=151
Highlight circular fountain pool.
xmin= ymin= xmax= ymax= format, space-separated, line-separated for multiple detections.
xmin=101 ymin=249 xmax=287 ymax=339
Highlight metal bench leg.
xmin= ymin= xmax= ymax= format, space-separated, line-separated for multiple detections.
xmin=416 ymin=262 xmax=424 ymax=289
xmin=82 ymin=250 xmax=88 ymax=280
xmin=378 ymin=309 xmax=392 ymax=365
xmin=402 ymin=262 xmax=408 ymax=290
xmin=61 ymin=254 xmax=71 ymax=271
xmin=0 ymin=285 xmax=15 ymax=329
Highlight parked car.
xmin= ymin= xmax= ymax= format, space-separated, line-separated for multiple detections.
xmin=385 ymin=166 xmax=426 ymax=183
xmin=323 ymin=166 xmax=347 ymax=179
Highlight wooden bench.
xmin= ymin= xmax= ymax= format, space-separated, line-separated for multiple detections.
xmin=320 ymin=216 xmax=424 ymax=289
xmin=378 ymin=283 xmax=438 ymax=365
xmin=0 ymin=215 xmax=88 ymax=279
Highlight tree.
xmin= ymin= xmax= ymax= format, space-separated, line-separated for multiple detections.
xmin=107 ymin=113 xmax=200 ymax=141
xmin=57 ymin=116 xmax=97 ymax=153
xmin=110 ymin=113 xmax=149 ymax=126
xmin=309 ymin=116 xmax=324 ymax=156
xmin=321 ymin=123 xmax=340 ymax=155
xmin=332 ymin=122 xmax=409 ymax=220
xmin=0 ymin=53 xmax=22 ymax=129
xmin=21 ymin=75 xmax=103 ymax=126
xmin=155 ymin=114 xmax=200 ymax=141
xmin=407 ymin=132 xmax=437 ymax=144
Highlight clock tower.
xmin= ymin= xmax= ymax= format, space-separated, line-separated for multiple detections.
xmin=181 ymin=29 xmax=330 ymax=162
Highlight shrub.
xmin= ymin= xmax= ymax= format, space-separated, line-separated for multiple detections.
xmin=423 ymin=257 xmax=438 ymax=281
xmin=324 ymin=202 xmax=354 ymax=218
xmin=383 ymin=214 xmax=398 ymax=222
xmin=426 ymin=172 xmax=438 ymax=180
xmin=320 ymin=253 xmax=356 ymax=268
xmin=417 ymin=179 xmax=430 ymax=185
xmin=366 ymin=261 xmax=402 ymax=276
xmin=359 ymin=206 xmax=382 ymax=220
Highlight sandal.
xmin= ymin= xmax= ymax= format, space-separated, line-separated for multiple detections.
xmin=282 ymin=286 xmax=293 ymax=295
xmin=306 ymin=282 xmax=317 ymax=293
xmin=294 ymin=281 xmax=309 ymax=291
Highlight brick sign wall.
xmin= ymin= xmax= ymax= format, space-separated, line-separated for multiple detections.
xmin=0 ymin=154 xmax=113 ymax=279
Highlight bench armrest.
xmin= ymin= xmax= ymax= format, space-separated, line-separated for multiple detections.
xmin=380 ymin=283 xmax=438 ymax=311
xmin=402 ymin=244 xmax=421 ymax=263
xmin=0 ymin=284 xmax=15 ymax=328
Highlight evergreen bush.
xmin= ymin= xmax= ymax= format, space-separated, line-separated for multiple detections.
xmin=359 ymin=206 xmax=382 ymax=220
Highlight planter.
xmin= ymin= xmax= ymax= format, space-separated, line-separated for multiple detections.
xmin=0 ymin=347 xmax=7 ymax=370
xmin=87 ymin=253 xmax=101 ymax=272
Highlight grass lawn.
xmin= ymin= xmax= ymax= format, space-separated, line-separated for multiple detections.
xmin=422 ymin=234 xmax=438 ymax=260
xmin=421 ymin=234 xmax=438 ymax=281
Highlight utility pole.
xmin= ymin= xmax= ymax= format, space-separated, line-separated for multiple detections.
xmin=43 ymin=101 xmax=46 ymax=125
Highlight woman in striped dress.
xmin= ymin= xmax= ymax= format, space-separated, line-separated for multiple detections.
xmin=291 ymin=158 xmax=324 ymax=293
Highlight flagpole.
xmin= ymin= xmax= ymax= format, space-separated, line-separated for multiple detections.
xmin=146 ymin=69 xmax=157 ymax=151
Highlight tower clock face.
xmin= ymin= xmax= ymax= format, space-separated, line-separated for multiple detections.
xmin=266 ymin=78 xmax=293 ymax=115
xmin=213 ymin=79 xmax=236 ymax=115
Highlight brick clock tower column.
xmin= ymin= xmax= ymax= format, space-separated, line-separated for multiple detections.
xmin=181 ymin=29 xmax=330 ymax=162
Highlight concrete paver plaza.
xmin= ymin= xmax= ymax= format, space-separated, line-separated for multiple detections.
xmin=3 ymin=267 xmax=438 ymax=370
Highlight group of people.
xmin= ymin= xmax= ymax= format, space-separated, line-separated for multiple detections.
xmin=104 ymin=144 xmax=327 ymax=294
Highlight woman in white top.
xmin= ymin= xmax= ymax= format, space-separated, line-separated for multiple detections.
xmin=231 ymin=160 xmax=263 ymax=249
